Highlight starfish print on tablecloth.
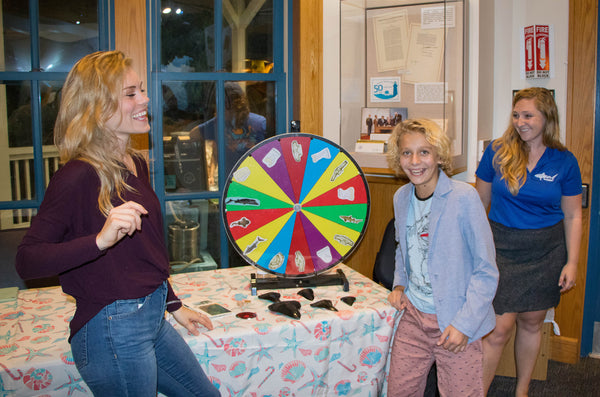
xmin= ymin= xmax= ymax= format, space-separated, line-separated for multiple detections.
xmin=361 ymin=315 xmax=378 ymax=343
xmin=281 ymin=328 xmax=302 ymax=358
xmin=299 ymin=368 xmax=330 ymax=395
xmin=54 ymin=373 xmax=87 ymax=396
xmin=195 ymin=343 xmax=218 ymax=373
xmin=332 ymin=326 xmax=357 ymax=348
xmin=248 ymin=342 xmax=275 ymax=362
xmin=11 ymin=346 xmax=53 ymax=362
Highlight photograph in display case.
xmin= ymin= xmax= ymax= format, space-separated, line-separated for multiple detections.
xmin=361 ymin=107 xmax=408 ymax=138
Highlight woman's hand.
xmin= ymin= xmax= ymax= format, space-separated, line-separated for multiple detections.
xmin=171 ymin=306 xmax=214 ymax=336
xmin=388 ymin=286 xmax=408 ymax=311
xmin=559 ymin=262 xmax=578 ymax=292
xmin=438 ymin=325 xmax=468 ymax=353
xmin=95 ymin=201 xmax=148 ymax=251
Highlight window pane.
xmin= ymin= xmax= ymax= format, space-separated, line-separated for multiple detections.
xmin=39 ymin=0 xmax=99 ymax=72
xmin=3 ymin=80 xmax=61 ymax=204
xmin=163 ymin=80 xmax=215 ymax=193
xmin=161 ymin=0 xmax=214 ymax=73
xmin=166 ymin=199 xmax=220 ymax=274
xmin=5 ymin=80 xmax=61 ymax=148
xmin=5 ymin=81 xmax=32 ymax=147
xmin=2 ymin=80 xmax=36 ymax=200
xmin=223 ymin=0 xmax=273 ymax=73
xmin=40 ymin=81 xmax=63 ymax=147
xmin=1 ymin=0 xmax=31 ymax=71
xmin=188 ymin=81 xmax=276 ymax=190
xmin=0 ymin=209 xmax=37 ymax=231
xmin=246 ymin=81 xmax=276 ymax=133
xmin=41 ymin=81 xmax=62 ymax=187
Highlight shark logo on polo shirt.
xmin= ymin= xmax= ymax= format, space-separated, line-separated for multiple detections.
xmin=534 ymin=172 xmax=558 ymax=182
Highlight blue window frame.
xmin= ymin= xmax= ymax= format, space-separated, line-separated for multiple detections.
xmin=0 ymin=0 xmax=113 ymax=226
xmin=148 ymin=0 xmax=292 ymax=269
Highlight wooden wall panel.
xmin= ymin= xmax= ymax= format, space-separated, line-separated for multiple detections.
xmin=344 ymin=176 xmax=408 ymax=279
xmin=555 ymin=0 xmax=597 ymax=354
xmin=293 ymin=0 xmax=322 ymax=136
xmin=115 ymin=0 xmax=149 ymax=150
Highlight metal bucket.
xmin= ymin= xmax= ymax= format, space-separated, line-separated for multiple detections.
xmin=168 ymin=221 xmax=199 ymax=262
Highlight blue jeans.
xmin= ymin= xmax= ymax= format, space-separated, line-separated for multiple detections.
xmin=71 ymin=282 xmax=220 ymax=396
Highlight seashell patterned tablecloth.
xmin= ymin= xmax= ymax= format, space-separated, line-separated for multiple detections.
xmin=1 ymin=264 xmax=398 ymax=396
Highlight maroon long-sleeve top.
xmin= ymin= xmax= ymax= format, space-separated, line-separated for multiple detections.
xmin=16 ymin=156 xmax=182 ymax=342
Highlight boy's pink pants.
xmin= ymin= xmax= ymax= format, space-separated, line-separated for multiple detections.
xmin=387 ymin=300 xmax=484 ymax=397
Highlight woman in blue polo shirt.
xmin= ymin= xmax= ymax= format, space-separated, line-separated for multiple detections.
xmin=475 ymin=87 xmax=582 ymax=396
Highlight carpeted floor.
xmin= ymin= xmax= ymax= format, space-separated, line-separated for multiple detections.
xmin=487 ymin=356 xmax=600 ymax=396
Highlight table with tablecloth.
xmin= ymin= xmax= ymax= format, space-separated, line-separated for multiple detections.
xmin=1 ymin=264 xmax=397 ymax=396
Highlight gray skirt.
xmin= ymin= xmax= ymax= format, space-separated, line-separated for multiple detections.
xmin=490 ymin=220 xmax=566 ymax=315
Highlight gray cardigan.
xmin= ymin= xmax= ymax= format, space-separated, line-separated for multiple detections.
xmin=392 ymin=171 xmax=499 ymax=341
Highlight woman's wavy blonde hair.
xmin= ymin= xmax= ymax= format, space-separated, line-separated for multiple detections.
xmin=387 ymin=118 xmax=452 ymax=176
xmin=54 ymin=50 xmax=142 ymax=216
xmin=493 ymin=87 xmax=565 ymax=195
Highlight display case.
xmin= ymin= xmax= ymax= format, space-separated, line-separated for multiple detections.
xmin=340 ymin=0 xmax=466 ymax=174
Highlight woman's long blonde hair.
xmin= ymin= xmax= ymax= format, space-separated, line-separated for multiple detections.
xmin=387 ymin=118 xmax=453 ymax=176
xmin=493 ymin=87 xmax=565 ymax=195
xmin=54 ymin=50 xmax=141 ymax=216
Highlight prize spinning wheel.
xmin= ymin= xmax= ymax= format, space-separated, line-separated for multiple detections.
xmin=222 ymin=133 xmax=370 ymax=292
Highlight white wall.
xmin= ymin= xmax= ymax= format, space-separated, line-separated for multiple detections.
xmin=486 ymin=0 xmax=569 ymax=143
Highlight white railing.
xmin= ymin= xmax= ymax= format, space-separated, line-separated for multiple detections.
xmin=1 ymin=145 xmax=60 ymax=230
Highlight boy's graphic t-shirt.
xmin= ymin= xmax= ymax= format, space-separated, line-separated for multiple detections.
xmin=405 ymin=192 xmax=435 ymax=314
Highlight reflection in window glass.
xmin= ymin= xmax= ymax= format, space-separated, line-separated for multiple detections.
xmin=38 ymin=0 xmax=99 ymax=72
xmin=223 ymin=0 xmax=273 ymax=73
xmin=161 ymin=0 xmax=214 ymax=73
xmin=41 ymin=81 xmax=62 ymax=187
xmin=1 ymin=0 xmax=99 ymax=72
xmin=40 ymin=81 xmax=63 ymax=147
xmin=163 ymin=81 xmax=215 ymax=193
xmin=5 ymin=80 xmax=64 ymax=149
xmin=188 ymin=81 xmax=276 ymax=190
xmin=5 ymin=81 xmax=32 ymax=147
xmin=165 ymin=199 xmax=220 ymax=274
xmin=1 ymin=0 xmax=31 ymax=71
xmin=245 ymin=81 xmax=277 ymax=133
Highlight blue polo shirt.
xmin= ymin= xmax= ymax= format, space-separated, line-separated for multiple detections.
xmin=476 ymin=141 xmax=582 ymax=229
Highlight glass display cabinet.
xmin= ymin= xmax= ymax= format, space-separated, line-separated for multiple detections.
xmin=340 ymin=0 xmax=466 ymax=174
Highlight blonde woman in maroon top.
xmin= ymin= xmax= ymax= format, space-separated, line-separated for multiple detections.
xmin=17 ymin=51 xmax=219 ymax=396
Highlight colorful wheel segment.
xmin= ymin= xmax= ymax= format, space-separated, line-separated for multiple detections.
xmin=222 ymin=133 xmax=370 ymax=278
